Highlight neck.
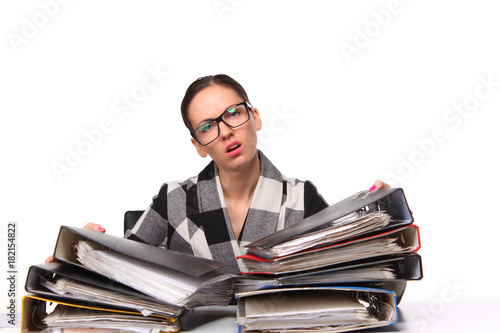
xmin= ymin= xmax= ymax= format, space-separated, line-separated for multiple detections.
xmin=218 ymin=153 xmax=261 ymax=201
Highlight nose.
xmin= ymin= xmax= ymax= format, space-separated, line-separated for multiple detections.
xmin=218 ymin=121 xmax=234 ymax=141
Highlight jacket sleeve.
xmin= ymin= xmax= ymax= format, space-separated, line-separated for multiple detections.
xmin=123 ymin=183 xmax=170 ymax=247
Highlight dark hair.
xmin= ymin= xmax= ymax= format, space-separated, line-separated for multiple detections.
xmin=181 ymin=74 xmax=251 ymax=131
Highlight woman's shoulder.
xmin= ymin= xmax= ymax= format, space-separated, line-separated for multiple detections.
xmin=281 ymin=176 xmax=323 ymax=201
xmin=259 ymin=150 xmax=323 ymax=195
xmin=156 ymin=174 xmax=200 ymax=195
xmin=157 ymin=161 xmax=215 ymax=192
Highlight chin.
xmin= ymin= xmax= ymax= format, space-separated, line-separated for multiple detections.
xmin=222 ymin=147 xmax=258 ymax=170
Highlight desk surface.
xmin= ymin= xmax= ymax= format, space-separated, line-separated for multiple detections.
xmin=3 ymin=300 xmax=497 ymax=332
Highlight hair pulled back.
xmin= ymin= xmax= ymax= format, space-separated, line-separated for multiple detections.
xmin=181 ymin=74 xmax=251 ymax=131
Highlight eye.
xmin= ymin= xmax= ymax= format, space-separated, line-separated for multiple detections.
xmin=199 ymin=123 xmax=213 ymax=132
xmin=225 ymin=107 xmax=241 ymax=119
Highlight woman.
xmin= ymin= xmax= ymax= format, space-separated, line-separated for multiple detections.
xmin=83 ymin=74 xmax=389 ymax=274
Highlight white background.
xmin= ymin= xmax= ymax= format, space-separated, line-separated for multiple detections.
xmin=1 ymin=0 xmax=499 ymax=327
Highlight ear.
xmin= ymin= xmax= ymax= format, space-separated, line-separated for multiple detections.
xmin=251 ymin=108 xmax=262 ymax=131
xmin=191 ymin=137 xmax=208 ymax=158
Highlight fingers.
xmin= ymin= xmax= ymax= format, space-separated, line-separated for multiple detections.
xmin=83 ymin=222 xmax=106 ymax=233
xmin=368 ymin=180 xmax=411 ymax=214
xmin=45 ymin=223 xmax=105 ymax=265
xmin=369 ymin=180 xmax=391 ymax=192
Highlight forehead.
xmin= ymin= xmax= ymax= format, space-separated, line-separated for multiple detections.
xmin=188 ymin=84 xmax=242 ymax=125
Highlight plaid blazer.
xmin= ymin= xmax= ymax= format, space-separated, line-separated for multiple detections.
xmin=125 ymin=151 xmax=328 ymax=274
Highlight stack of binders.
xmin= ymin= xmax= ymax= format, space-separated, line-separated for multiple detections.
xmin=22 ymin=226 xmax=235 ymax=333
xmin=235 ymin=188 xmax=423 ymax=332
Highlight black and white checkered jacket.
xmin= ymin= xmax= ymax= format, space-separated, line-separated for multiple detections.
xmin=125 ymin=151 xmax=328 ymax=274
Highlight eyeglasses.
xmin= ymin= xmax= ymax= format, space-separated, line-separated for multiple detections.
xmin=190 ymin=101 xmax=252 ymax=146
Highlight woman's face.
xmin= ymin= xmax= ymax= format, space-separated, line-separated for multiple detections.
xmin=188 ymin=84 xmax=262 ymax=173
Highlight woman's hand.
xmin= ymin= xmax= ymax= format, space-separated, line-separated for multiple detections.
xmin=369 ymin=180 xmax=391 ymax=192
xmin=83 ymin=222 xmax=106 ymax=233
xmin=369 ymin=180 xmax=413 ymax=215
xmin=45 ymin=223 xmax=106 ymax=263
xmin=45 ymin=255 xmax=55 ymax=263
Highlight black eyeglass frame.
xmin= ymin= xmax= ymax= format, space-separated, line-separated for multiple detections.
xmin=190 ymin=101 xmax=253 ymax=146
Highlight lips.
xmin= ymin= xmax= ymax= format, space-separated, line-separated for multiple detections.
xmin=226 ymin=141 xmax=242 ymax=156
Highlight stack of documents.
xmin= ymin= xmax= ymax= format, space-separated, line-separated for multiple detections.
xmin=236 ymin=188 xmax=423 ymax=332
xmin=237 ymin=287 xmax=398 ymax=333
xmin=22 ymin=226 xmax=235 ymax=332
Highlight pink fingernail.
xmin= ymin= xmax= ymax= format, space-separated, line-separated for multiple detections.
xmin=99 ymin=228 xmax=105 ymax=231
xmin=369 ymin=185 xmax=376 ymax=191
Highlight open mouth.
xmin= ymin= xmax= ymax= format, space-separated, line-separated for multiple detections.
xmin=226 ymin=141 xmax=242 ymax=155
xmin=227 ymin=143 xmax=241 ymax=153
